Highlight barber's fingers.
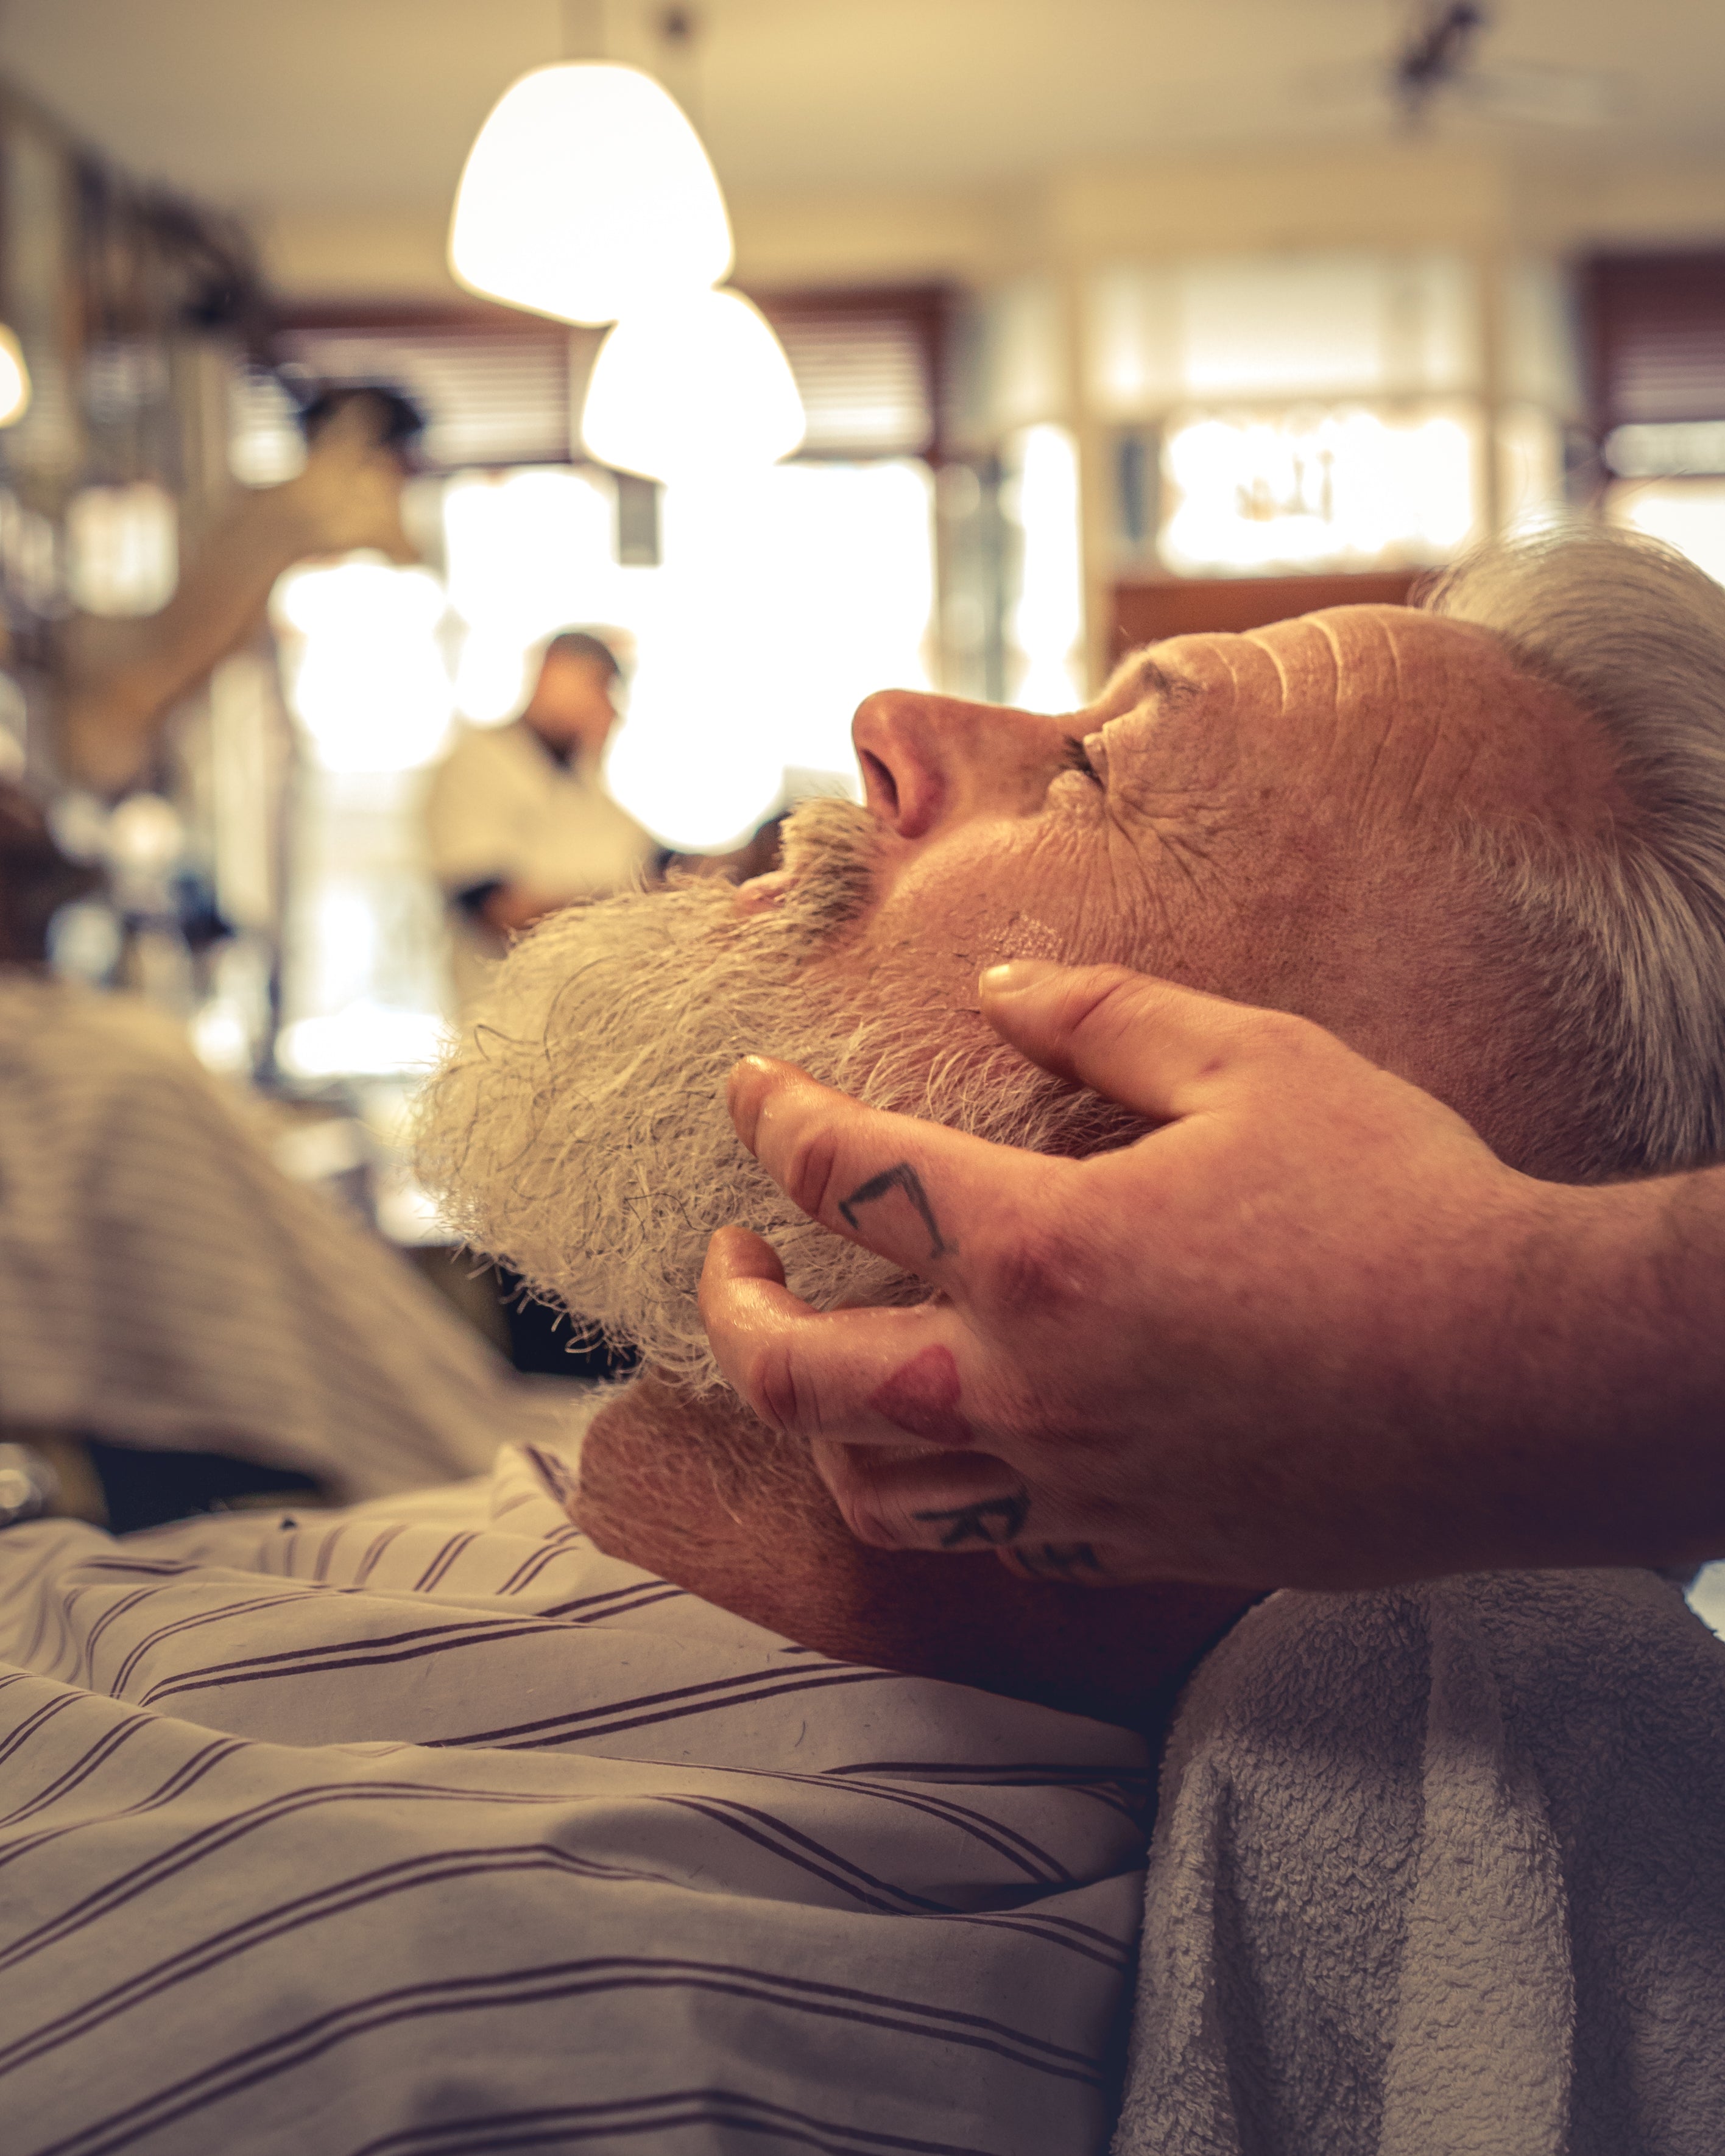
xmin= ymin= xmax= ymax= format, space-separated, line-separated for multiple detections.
xmin=703 ymin=1230 xmax=1127 ymax=1566
xmin=811 ymin=1439 xmax=1130 ymax=1579
xmin=702 ymin=1225 xmax=997 ymax=1450
xmin=979 ymin=960 xmax=1334 ymax=1120
xmin=812 ymin=1437 xmax=1029 ymax=1545
xmin=727 ymin=1057 xmax=1068 ymax=1283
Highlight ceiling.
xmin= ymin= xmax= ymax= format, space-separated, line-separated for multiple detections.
xmin=0 ymin=0 xmax=1720 ymax=227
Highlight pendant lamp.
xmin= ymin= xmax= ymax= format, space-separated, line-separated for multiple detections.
xmin=0 ymin=328 xmax=32 ymax=428
xmin=579 ymin=287 xmax=805 ymax=484
xmin=448 ymin=63 xmax=732 ymax=325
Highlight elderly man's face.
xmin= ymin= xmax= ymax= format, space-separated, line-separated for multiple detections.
xmin=776 ymin=605 xmax=1619 ymax=1084
xmin=420 ymin=602 xmax=1620 ymax=1386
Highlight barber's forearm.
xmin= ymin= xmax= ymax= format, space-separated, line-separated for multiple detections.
xmin=59 ymin=493 xmax=323 ymax=792
xmin=1227 ymin=1166 xmax=1725 ymax=1588
xmin=138 ymin=491 xmax=309 ymax=672
xmin=153 ymin=488 xmax=325 ymax=663
xmin=1515 ymin=1163 xmax=1725 ymax=1573
xmin=1333 ymin=1162 xmax=1725 ymax=1585
xmin=58 ymin=399 xmax=412 ymax=794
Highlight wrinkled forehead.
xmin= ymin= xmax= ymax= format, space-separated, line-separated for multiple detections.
xmin=1106 ymin=604 xmax=1614 ymax=833
xmin=1125 ymin=604 xmax=1507 ymax=714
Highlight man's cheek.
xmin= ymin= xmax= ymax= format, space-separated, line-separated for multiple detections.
xmin=871 ymin=830 xmax=1092 ymax=965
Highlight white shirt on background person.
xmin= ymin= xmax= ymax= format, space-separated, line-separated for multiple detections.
xmin=425 ymin=718 xmax=656 ymax=1008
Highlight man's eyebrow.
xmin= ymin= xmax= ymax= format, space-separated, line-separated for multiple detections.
xmin=1098 ymin=647 xmax=1198 ymax=712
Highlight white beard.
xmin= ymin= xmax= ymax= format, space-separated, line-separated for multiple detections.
xmin=416 ymin=797 xmax=1139 ymax=1392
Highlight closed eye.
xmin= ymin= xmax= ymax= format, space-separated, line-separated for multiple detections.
xmin=1058 ymin=735 xmax=1103 ymax=784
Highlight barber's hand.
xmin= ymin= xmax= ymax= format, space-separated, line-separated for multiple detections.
xmin=700 ymin=961 xmax=1600 ymax=1590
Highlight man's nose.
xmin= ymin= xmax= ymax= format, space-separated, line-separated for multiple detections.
xmin=851 ymin=689 xmax=1067 ymax=840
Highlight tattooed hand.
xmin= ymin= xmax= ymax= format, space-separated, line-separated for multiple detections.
xmin=699 ymin=962 xmax=1716 ymax=1591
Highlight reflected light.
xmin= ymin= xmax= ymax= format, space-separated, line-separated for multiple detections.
xmin=66 ymin=482 xmax=178 ymax=616
xmin=448 ymin=64 xmax=732 ymax=325
xmin=1003 ymin=425 xmax=1085 ymax=714
xmin=603 ymin=460 xmax=930 ymax=848
xmin=278 ymin=999 xmax=450 ymax=1080
xmin=190 ymin=998 xmax=254 ymax=1076
xmin=274 ymin=561 xmax=453 ymax=773
xmin=580 ymin=290 xmax=805 ymax=484
xmin=1162 ymin=407 xmax=1476 ymax=575
xmin=106 ymin=792 xmax=183 ymax=874
xmin=0 ymin=326 xmax=31 ymax=428
xmin=1612 ymin=480 xmax=1725 ymax=587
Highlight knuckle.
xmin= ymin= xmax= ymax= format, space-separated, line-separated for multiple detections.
xmin=835 ymin=1491 xmax=912 ymax=1550
xmin=775 ymin=1122 xmax=847 ymax=1227
xmin=742 ymin=1341 xmax=804 ymax=1436
xmin=820 ymin=1449 xmax=917 ymax=1549
xmin=1249 ymin=1004 xmax=1329 ymax=1066
xmin=978 ymin=1214 xmax=1092 ymax=1326
xmin=1070 ymin=967 xmax=1159 ymax=1041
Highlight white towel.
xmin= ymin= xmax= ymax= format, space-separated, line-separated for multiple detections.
xmin=1115 ymin=1568 xmax=1725 ymax=2156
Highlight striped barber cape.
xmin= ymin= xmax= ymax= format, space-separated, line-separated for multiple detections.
xmin=0 ymin=1437 xmax=1152 ymax=2156
xmin=0 ymin=974 xmax=561 ymax=1497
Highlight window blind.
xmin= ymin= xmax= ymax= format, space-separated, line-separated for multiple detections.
xmin=752 ymin=289 xmax=946 ymax=460
xmin=1587 ymin=255 xmax=1725 ymax=431
xmin=273 ymin=312 xmax=596 ymax=470
xmin=259 ymin=291 xmax=951 ymax=474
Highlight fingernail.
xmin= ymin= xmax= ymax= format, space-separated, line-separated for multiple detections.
xmin=726 ymin=1055 xmax=777 ymax=1149
xmin=980 ymin=959 xmax=1059 ymax=997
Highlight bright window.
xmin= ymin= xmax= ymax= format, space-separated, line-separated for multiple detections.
xmin=609 ymin=459 xmax=935 ymax=848
xmin=1609 ymin=479 xmax=1725 ymax=587
xmin=1090 ymin=253 xmax=1480 ymax=418
xmin=65 ymin=482 xmax=178 ymax=616
xmin=1001 ymin=425 xmax=1085 ymax=713
xmin=431 ymin=458 xmax=936 ymax=850
xmin=274 ymin=561 xmax=454 ymax=773
xmin=1159 ymin=404 xmax=1479 ymax=576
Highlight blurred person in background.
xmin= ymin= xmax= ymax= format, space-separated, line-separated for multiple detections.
xmin=425 ymin=629 xmax=658 ymax=1012
xmin=57 ymin=386 xmax=422 ymax=796
xmin=426 ymin=628 xmax=658 ymax=1378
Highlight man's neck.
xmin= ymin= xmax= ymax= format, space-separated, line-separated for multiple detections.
xmin=575 ymin=1376 xmax=1254 ymax=1736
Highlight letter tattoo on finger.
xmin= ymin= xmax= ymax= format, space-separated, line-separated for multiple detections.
xmin=911 ymin=1488 xmax=1031 ymax=1549
xmin=838 ymin=1161 xmax=951 ymax=1259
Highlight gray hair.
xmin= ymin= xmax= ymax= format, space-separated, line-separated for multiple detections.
xmin=1422 ymin=524 xmax=1725 ymax=1175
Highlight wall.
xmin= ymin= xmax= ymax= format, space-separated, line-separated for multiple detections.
xmin=263 ymin=139 xmax=1725 ymax=314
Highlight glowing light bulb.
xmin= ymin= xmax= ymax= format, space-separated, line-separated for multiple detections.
xmin=580 ymin=289 xmax=805 ymax=482
xmin=273 ymin=562 xmax=453 ymax=772
xmin=0 ymin=326 xmax=32 ymax=428
xmin=448 ymin=63 xmax=732 ymax=325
